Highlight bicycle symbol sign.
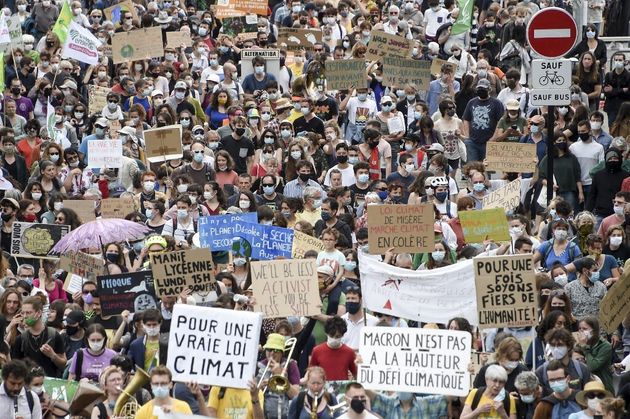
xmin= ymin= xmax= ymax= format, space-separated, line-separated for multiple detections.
xmin=531 ymin=59 xmax=572 ymax=90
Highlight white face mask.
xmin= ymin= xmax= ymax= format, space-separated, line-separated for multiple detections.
xmin=203 ymin=191 xmax=215 ymax=200
xmin=89 ymin=339 xmax=104 ymax=352
xmin=53 ymin=202 xmax=63 ymax=211
xmin=239 ymin=200 xmax=251 ymax=209
xmin=143 ymin=181 xmax=155 ymax=192
xmin=610 ymin=236 xmax=623 ymax=247
xmin=327 ymin=336 xmax=343 ymax=348
xmin=590 ymin=121 xmax=602 ymax=130
xmin=144 ymin=326 xmax=160 ymax=337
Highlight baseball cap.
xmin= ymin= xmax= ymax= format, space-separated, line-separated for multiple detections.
xmin=476 ymin=79 xmax=491 ymax=90
xmin=174 ymin=80 xmax=187 ymax=90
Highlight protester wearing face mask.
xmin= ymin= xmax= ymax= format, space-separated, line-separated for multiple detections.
xmin=135 ymin=365 xmax=193 ymax=417
xmin=571 ymin=381 xmax=612 ymax=419
xmin=603 ymin=53 xmax=630 ymax=124
xmin=603 ymin=225 xmax=630 ymax=268
xmin=127 ymin=309 xmax=168 ymax=373
xmin=534 ymin=218 xmax=583 ymax=275
xmin=339 ymin=87 xmax=377 ymax=144
xmin=538 ymin=135 xmax=584 ymax=214
xmin=575 ymin=317 xmax=614 ymax=393
xmin=533 ymin=359 xmax=583 ymax=416
xmin=563 ymin=257 xmax=607 ymax=320
xmin=461 ymin=364 xmax=516 ymax=419
xmin=308 ymin=316 xmax=356 ymax=381
xmin=67 ymin=324 xmax=117 ymax=382
xmin=463 ymin=79 xmax=504 ymax=162
xmin=161 ymin=195 xmax=196 ymax=247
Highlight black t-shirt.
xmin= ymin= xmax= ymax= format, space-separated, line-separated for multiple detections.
xmin=314 ymin=96 xmax=339 ymax=122
xmin=218 ymin=135 xmax=255 ymax=174
xmin=293 ymin=115 xmax=325 ymax=138
xmin=349 ymin=184 xmax=370 ymax=207
xmin=12 ymin=327 xmax=66 ymax=377
xmin=257 ymin=193 xmax=284 ymax=211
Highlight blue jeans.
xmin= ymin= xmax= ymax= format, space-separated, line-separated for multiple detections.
xmin=558 ymin=191 xmax=578 ymax=215
xmin=464 ymin=140 xmax=487 ymax=163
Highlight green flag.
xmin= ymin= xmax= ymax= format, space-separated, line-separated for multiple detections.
xmin=451 ymin=0 xmax=475 ymax=36
xmin=52 ymin=0 xmax=73 ymax=44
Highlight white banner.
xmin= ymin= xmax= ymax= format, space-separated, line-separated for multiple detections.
xmin=0 ymin=15 xmax=11 ymax=44
xmin=358 ymin=327 xmax=471 ymax=396
xmin=0 ymin=16 xmax=23 ymax=54
xmin=62 ymin=21 xmax=101 ymax=65
xmin=358 ymin=251 xmax=478 ymax=325
xmin=166 ymin=305 xmax=262 ymax=389
xmin=88 ymin=139 xmax=123 ymax=168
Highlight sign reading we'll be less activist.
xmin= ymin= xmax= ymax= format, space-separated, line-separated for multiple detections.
xmin=250 ymin=259 xmax=320 ymax=318
xmin=474 ymin=254 xmax=538 ymax=328
xmin=358 ymin=327 xmax=471 ymax=396
xmin=167 ymin=305 xmax=262 ymax=388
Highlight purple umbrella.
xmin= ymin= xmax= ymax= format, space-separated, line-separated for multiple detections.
xmin=51 ymin=218 xmax=149 ymax=254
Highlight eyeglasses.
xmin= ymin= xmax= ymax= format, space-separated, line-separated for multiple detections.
xmin=586 ymin=392 xmax=607 ymax=399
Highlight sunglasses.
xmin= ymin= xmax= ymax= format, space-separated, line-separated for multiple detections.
xmin=21 ymin=291 xmax=29 ymax=297
xmin=586 ymin=392 xmax=607 ymax=399
xmin=108 ymin=100 xmax=118 ymax=104
xmin=262 ymin=183 xmax=274 ymax=187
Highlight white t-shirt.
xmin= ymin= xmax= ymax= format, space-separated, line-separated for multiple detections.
xmin=324 ymin=164 xmax=357 ymax=187
xmin=346 ymin=97 xmax=377 ymax=126
xmin=341 ymin=312 xmax=379 ymax=350
xmin=423 ymin=7 xmax=450 ymax=37
xmin=568 ymin=139 xmax=605 ymax=185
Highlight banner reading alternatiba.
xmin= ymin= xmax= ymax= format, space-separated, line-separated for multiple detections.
xmin=358 ymin=251 xmax=478 ymax=325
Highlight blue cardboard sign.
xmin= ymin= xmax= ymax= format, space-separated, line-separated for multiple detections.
xmin=198 ymin=213 xmax=258 ymax=251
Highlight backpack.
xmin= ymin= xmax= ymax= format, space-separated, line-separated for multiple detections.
xmin=74 ymin=348 xmax=84 ymax=380
xmin=470 ymin=387 xmax=510 ymax=413
xmin=498 ymin=41 xmax=522 ymax=73
xmin=22 ymin=327 xmax=58 ymax=356
xmin=539 ymin=240 xmax=578 ymax=269
xmin=184 ymin=162 xmax=216 ymax=183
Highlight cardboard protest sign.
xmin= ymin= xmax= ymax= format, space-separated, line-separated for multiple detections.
xmin=198 ymin=212 xmax=258 ymax=251
xmin=430 ymin=58 xmax=457 ymax=77
xmin=278 ymin=28 xmax=322 ymax=51
xmin=474 ymin=254 xmax=537 ymax=328
xmin=87 ymin=85 xmax=111 ymax=115
xmin=214 ymin=0 xmax=246 ymax=19
xmin=143 ymin=125 xmax=183 ymax=163
xmin=600 ymin=272 xmax=630 ymax=333
xmin=325 ymin=59 xmax=366 ymax=91
xmin=111 ymin=27 xmax=164 ymax=64
xmin=97 ymin=270 xmax=158 ymax=316
xmin=221 ymin=15 xmax=257 ymax=38
xmin=59 ymin=251 xmax=105 ymax=282
xmin=367 ymin=204 xmax=433 ymax=253
xmin=234 ymin=0 xmax=268 ymax=15
xmin=166 ymin=31 xmax=193 ymax=48
xmin=88 ymin=140 xmax=123 ymax=168
xmin=167 ymin=305 xmax=263 ymax=388
xmin=240 ymin=49 xmax=280 ymax=77
xmin=358 ymin=327 xmax=471 ymax=396
xmin=382 ymin=57 xmax=432 ymax=90
xmin=0 ymin=16 xmax=23 ymax=54
xmin=100 ymin=198 xmax=136 ymax=218
xmin=250 ymin=259 xmax=320 ymax=317
xmin=64 ymin=199 xmax=96 ymax=222
xmin=459 ymin=208 xmax=510 ymax=243
xmin=11 ymin=222 xmax=70 ymax=259
xmin=485 ymin=143 xmax=537 ymax=173
xmin=104 ymin=0 xmax=138 ymax=26
xmin=482 ymin=178 xmax=522 ymax=210
xmin=365 ymin=30 xmax=413 ymax=61
xmin=151 ymin=248 xmax=215 ymax=298
xmin=359 ymin=252 xmax=478 ymax=324
xmin=292 ymin=230 xmax=325 ymax=259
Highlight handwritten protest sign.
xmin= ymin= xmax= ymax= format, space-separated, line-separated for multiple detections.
xmin=151 ymin=248 xmax=215 ymax=298
xmin=367 ymin=204 xmax=433 ymax=253
xmin=111 ymin=27 xmax=164 ymax=64
xmin=486 ymin=143 xmax=537 ymax=173
xmin=64 ymin=199 xmax=96 ymax=222
xmin=104 ymin=0 xmax=138 ymax=25
xmin=166 ymin=31 xmax=193 ymax=48
xmin=101 ymin=198 xmax=135 ymax=218
xmin=0 ymin=16 xmax=23 ymax=54
xmin=60 ymin=251 xmax=105 ymax=283
xmin=198 ymin=212 xmax=258 ymax=251
xmin=221 ymin=15 xmax=257 ymax=38
xmin=98 ymin=270 xmax=158 ymax=316
xmin=359 ymin=252 xmax=478 ymax=324
xmin=144 ymin=125 xmax=183 ymax=163
xmin=459 ymin=208 xmax=510 ymax=243
xmin=214 ymin=0 xmax=246 ymax=18
xmin=11 ymin=222 xmax=70 ymax=259
xmin=382 ymin=57 xmax=432 ymax=90
xmin=167 ymin=305 xmax=263 ymax=388
xmin=482 ymin=178 xmax=522 ymax=211
xmin=250 ymin=259 xmax=319 ymax=317
xmin=278 ymin=28 xmax=322 ymax=51
xmin=600 ymin=271 xmax=630 ymax=333
xmin=88 ymin=140 xmax=123 ymax=168
xmin=358 ymin=327 xmax=471 ymax=396
xmin=325 ymin=59 xmax=366 ymax=91
xmin=474 ymin=254 xmax=537 ymax=328
xmin=215 ymin=0 xmax=266 ymax=17
xmin=87 ymin=85 xmax=111 ymax=115
xmin=366 ymin=30 xmax=412 ymax=61
xmin=292 ymin=230 xmax=325 ymax=259
xmin=233 ymin=222 xmax=294 ymax=260
xmin=430 ymin=58 xmax=457 ymax=77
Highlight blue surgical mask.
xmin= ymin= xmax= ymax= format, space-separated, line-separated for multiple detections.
xmin=343 ymin=261 xmax=357 ymax=271
xmin=550 ymin=380 xmax=568 ymax=394
xmin=263 ymin=186 xmax=275 ymax=195
xmin=435 ymin=191 xmax=448 ymax=202
xmin=589 ymin=271 xmax=600 ymax=283
xmin=377 ymin=190 xmax=388 ymax=200
xmin=321 ymin=211 xmax=332 ymax=222
xmin=145 ymin=209 xmax=154 ymax=219
xmin=151 ymin=385 xmax=170 ymax=399
xmin=473 ymin=183 xmax=485 ymax=192
xmin=431 ymin=250 xmax=446 ymax=262
xmin=358 ymin=173 xmax=369 ymax=183
xmin=234 ymin=257 xmax=247 ymax=266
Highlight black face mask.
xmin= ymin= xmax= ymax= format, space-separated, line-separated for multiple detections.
xmin=10 ymin=87 xmax=20 ymax=95
xmin=65 ymin=325 xmax=79 ymax=336
xmin=337 ymin=155 xmax=348 ymax=164
xmin=555 ymin=142 xmax=568 ymax=151
xmin=350 ymin=398 xmax=366 ymax=413
xmin=1 ymin=212 xmax=12 ymax=222
xmin=446 ymin=109 xmax=455 ymax=117
xmin=476 ymin=88 xmax=489 ymax=99
xmin=539 ymin=294 xmax=549 ymax=308
xmin=369 ymin=140 xmax=379 ymax=148
xmin=280 ymin=57 xmax=286 ymax=66
xmin=578 ymin=133 xmax=590 ymax=141
xmin=235 ymin=128 xmax=246 ymax=136
xmin=299 ymin=173 xmax=310 ymax=182
xmin=606 ymin=159 xmax=622 ymax=172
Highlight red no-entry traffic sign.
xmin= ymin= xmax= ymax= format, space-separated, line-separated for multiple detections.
xmin=526 ymin=7 xmax=578 ymax=59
